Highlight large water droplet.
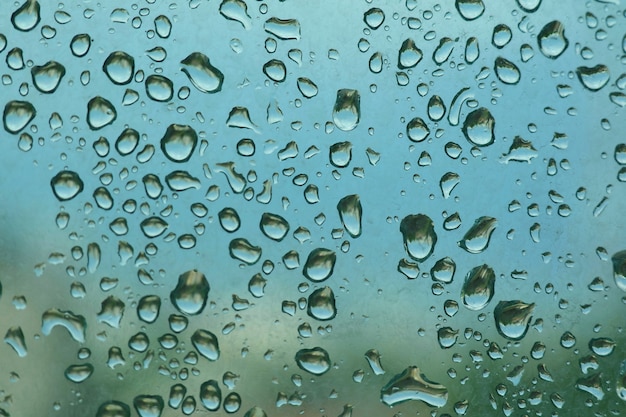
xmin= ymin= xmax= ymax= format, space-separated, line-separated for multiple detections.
xmin=41 ymin=308 xmax=87 ymax=343
xmin=576 ymin=373 xmax=605 ymax=401
xmin=307 ymin=286 xmax=337 ymax=321
xmin=462 ymin=108 xmax=495 ymax=147
xmin=494 ymin=57 xmax=521 ymax=85
xmin=260 ymin=212 xmax=290 ymax=241
xmin=140 ymin=217 xmax=168 ymax=238
xmin=3 ymin=100 xmax=36 ymax=134
xmin=4 ymin=327 xmax=27 ymax=357
xmin=103 ymin=51 xmax=135 ymax=85
xmin=611 ymin=250 xmax=626 ymax=291
xmin=115 ymin=128 xmax=139 ymax=156
xmin=191 ymin=329 xmax=220 ymax=361
xmin=50 ymin=171 xmax=84 ymax=201
xmin=200 ymin=380 xmax=222 ymax=411
xmin=406 ymin=117 xmax=430 ymax=142
xmin=337 ymin=194 xmax=362 ymax=238
xmin=137 ymin=295 xmax=161 ymax=323
xmin=494 ymin=300 xmax=535 ymax=340
xmin=229 ymin=238 xmax=262 ymax=264
xmin=332 ymin=89 xmax=360 ymax=131
xmin=455 ymin=0 xmax=485 ymax=21
xmin=181 ymin=52 xmax=224 ymax=93
xmin=297 ymin=77 xmax=318 ymax=98
xmin=431 ymin=257 xmax=456 ymax=283
xmin=381 ymin=366 xmax=448 ymax=407
xmin=303 ymin=248 xmax=336 ymax=282
xmin=537 ymin=21 xmax=568 ymax=59
xmin=171 ymin=270 xmax=210 ymax=315
xmin=97 ymin=296 xmax=125 ymax=328
xmin=517 ymin=0 xmax=541 ymax=12
xmin=437 ymin=327 xmax=459 ymax=349
xmin=400 ymin=214 xmax=437 ymax=262
xmin=145 ymin=75 xmax=174 ymax=102
xmin=11 ymin=0 xmax=41 ymax=32
xmin=160 ymin=124 xmax=198 ymax=163
xmin=219 ymin=0 xmax=252 ymax=29
xmin=263 ymin=59 xmax=286 ymax=82
xmin=461 ymin=264 xmax=495 ymax=310
xmin=70 ymin=34 xmax=91 ymax=57
xmin=64 ymin=363 xmax=94 ymax=383
xmin=133 ymin=395 xmax=164 ymax=417
xmin=31 ymin=61 xmax=66 ymax=93
xmin=87 ymin=96 xmax=117 ymax=130
xmin=295 ymin=347 xmax=331 ymax=375
xmin=398 ymin=39 xmax=423 ymax=69
xmin=363 ymin=8 xmax=385 ymax=29
xmin=576 ymin=65 xmax=610 ymax=91
xmin=458 ymin=216 xmax=497 ymax=254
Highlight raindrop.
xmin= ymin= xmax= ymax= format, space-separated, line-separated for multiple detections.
xmin=494 ymin=300 xmax=535 ymax=340
xmin=200 ymin=380 xmax=222 ymax=411
xmin=406 ymin=117 xmax=430 ymax=142
xmin=41 ymin=308 xmax=86 ymax=343
xmin=433 ymin=37 xmax=454 ymax=65
xmin=31 ymin=61 xmax=66 ymax=93
xmin=307 ymin=286 xmax=337 ymax=321
xmin=494 ymin=57 xmax=521 ymax=85
xmin=537 ymin=21 xmax=568 ymax=59
xmin=431 ymin=257 xmax=456 ymax=283
xmin=455 ymin=0 xmax=484 ymax=21
xmin=264 ymin=17 xmax=301 ymax=40
xmin=398 ymin=39 xmax=423 ymax=69
xmin=140 ymin=217 xmax=168 ymax=238
xmin=181 ymin=52 xmax=224 ymax=93
xmin=64 ymin=364 xmax=93 ymax=383
xmin=96 ymin=401 xmax=130 ymax=417
xmin=337 ymin=194 xmax=362 ymax=238
xmin=137 ymin=295 xmax=161 ymax=323
xmin=295 ymin=347 xmax=331 ymax=375
xmin=437 ymin=327 xmax=459 ymax=349
xmin=461 ymin=264 xmax=495 ymax=310
xmin=400 ymin=214 xmax=437 ymax=262
xmin=263 ymin=59 xmax=286 ymax=82
xmin=133 ymin=395 xmax=164 ymax=417
xmin=440 ymin=172 xmax=460 ymax=199
xmin=11 ymin=0 xmax=41 ymax=31
xmin=576 ymin=65 xmax=610 ymax=91
xmin=170 ymin=270 xmax=210 ymax=315
xmin=229 ymin=238 xmax=262 ymax=264
xmin=427 ymin=95 xmax=446 ymax=121
xmin=465 ymin=37 xmax=479 ymax=64
xmin=220 ymin=0 xmax=251 ymax=29
xmin=458 ymin=216 xmax=497 ymax=254
xmin=223 ymin=392 xmax=241 ymax=413
xmin=87 ymin=96 xmax=117 ymax=130
xmin=165 ymin=170 xmax=201 ymax=191
xmin=611 ymin=250 xmax=626 ymax=291
xmin=381 ymin=366 xmax=448 ymax=407
xmin=50 ymin=171 xmax=84 ymax=201
xmin=97 ymin=296 xmax=125 ymax=328
xmin=4 ymin=327 xmax=27 ymax=357
xmin=70 ymin=34 xmax=91 ymax=57
xmin=332 ymin=89 xmax=360 ymax=131
xmin=260 ymin=212 xmax=290 ymax=241
xmin=297 ymin=77 xmax=318 ymax=98
xmin=219 ymin=208 xmax=241 ymax=232
xmin=363 ymin=8 xmax=385 ymax=29
xmin=115 ymin=128 xmax=139 ymax=156
xmin=3 ymin=100 xmax=36 ymax=134
xmin=145 ymin=75 xmax=174 ymax=102
xmin=303 ymin=248 xmax=336 ymax=282
xmin=492 ymin=24 xmax=512 ymax=48
xmin=192 ymin=329 xmax=220 ymax=361
xmin=160 ymin=124 xmax=197 ymax=163
xmin=102 ymin=51 xmax=135 ymax=85
xmin=462 ymin=108 xmax=495 ymax=147
xmin=330 ymin=141 xmax=352 ymax=167
xmin=154 ymin=15 xmax=172 ymax=38
xmin=517 ymin=0 xmax=541 ymax=12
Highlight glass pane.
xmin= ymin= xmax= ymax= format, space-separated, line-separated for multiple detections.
xmin=0 ymin=1 xmax=624 ymax=416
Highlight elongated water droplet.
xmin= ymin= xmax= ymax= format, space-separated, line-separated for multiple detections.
xmin=171 ymin=270 xmax=210 ymax=315
xmin=51 ymin=171 xmax=83 ymax=201
xmin=494 ymin=300 xmax=535 ymax=340
xmin=219 ymin=0 xmax=251 ymax=29
xmin=461 ymin=264 xmax=495 ymax=310
xmin=87 ymin=96 xmax=117 ymax=130
xmin=576 ymin=373 xmax=605 ymax=401
xmin=41 ymin=308 xmax=87 ymax=342
xmin=337 ymin=194 xmax=362 ymax=238
xmin=303 ymin=248 xmax=336 ymax=282
xmin=96 ymin=401 xmax=130 ymax=417
xmin=462 ymin=108 xmax=495 ymax=146
xmin=381 ymin=366 xmax=448 ymax=407
xmin=440 ymin=172 xmax=460 ymax=199
xmin=140 ymin=217 xmax=168 ymax=238
xmin=398 ymin=39 xmax=422 ymax=69
xmin=229 ymin=238 xmax=262 ymax=264
xmin=458 ymin=216 xmax=497 ymax=254
xmin=400 ymin=214 xmax=437 ymax=262
xmin=332 ymin=89 xmax=360 ymax=131
xmin=537 ymin=21 xmax=568 ymax=59
xmin=3 ymin=100 xmax=36 ymax=134
xmin=87 ymin=242 xmax=101 ymax=273
xmin=264 ymin=17 xmax=301 ymax=40
xmin=4 ymin=327 xmax=27 ymax=357
xmin=181 ymin=52 xmax=224 ymax=93
xmin=192 ymin=329 xmax=220 ymax=361
xmin=433 ymin=37 xmax=455 ymax=65
xmin=64 ymin=363 xmax=93 ymax=383
xmin=494 ymin=57 xmax=521 ymax=85
xmin=297 ymin=77 xmax=318 ymax=98
xmin=295 ymin=347 xmax=331 ymax=375
xmin=31 ymin=61 xmax=66 ymax=93
xmin=165 ymin=170 xmax=201 ymax=191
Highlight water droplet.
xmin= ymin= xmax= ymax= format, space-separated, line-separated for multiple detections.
xmin=455 ymin=0 xmax=484 ymax=21
xmin=297 ymin=77 xmax=318 ymax=98
xmin=576 ymin=373 xmax=604 ymax=401
xmin=140 ymin=217 xmax=168 ymax=238
xmin=398 ymin=39 xmax=423 ymax=69
xmin=406 ymin=117 xmax=430 ymax=142
xmin=50 ymin=171 xmax=84 ymax=201
xmin=492 ymin=24 xmax=512 ymax=48
xmin=219 ymin=207 xmax=241 ymax=232
xmin=494 ymin=300 xmax=535 ymax=340
xmin=226 ymin=106 xmax=259 ymax=132
xmin=229 ymin=238 xmax=262 ymax=264
xmin=303 ymin=248 xmax=336 ymax=282
xmin=103 ymin=51 xmax=135 ymax=85
xmin=137 ymin=295 xmax=161 ymax=323
xmin=260 ymin=212 xmax=290 ymax=241
xmin=154 ymin=15 xmax=172 ymax=38
xmin=87 ymin=96 xmax=117 ymax=130
xmin=381 ymin=366 xmax=448 ymax=407
xmin=427 ymin=95 xmax=446 ymax=121
xmin=4 ymin=326 xmax=27 ymax=357
xmin=369 ymin=52 xmax=383 ymax=73
xmin=263 ymin=59 xmax=286 ymax=82
xmin=243 ymin=407 xmax=267 ymax=417
xmin=611 ymin=250 xmax=626 ymax=291
xmin=64 ymin=363 xmax=93 ymax=383
xmin=494 ymin=57 xmax=521 ymax=85
xmin=462 ymin=108 xmax=495 ymax=147
xmin=576 ymin=64 xmax=610 ymax=91
xmin=145 ymin=75 xmax=173 ymax=102
xmin=332 ymin=89 xmax=360 ymax=131
xmin=11 ymin=0 xmax=41 ymax=32
xmin=171 ymin=270 xmax=210 ymax=315
xmin=458 ymin=216 xmax=497 ymax=254
xmin=168 ymin=384 xmax=186 ymax=409
xmin=70 ymin=33 xmax=91 ymax=57
xmin=431 ymin=257 xmax=456 ymax=283
xmin=41 ymin=308 xmax=87 ymax=343
xmin=133 ymin=395 xmax=164 ymax=417
xmin=220 ymin=0 xmax=251 ymax=29
xmin=181 ymin=52 xmax=224 ymax=93
xmin=223 ymin=392 xmax=241 ymax=413
xmin=200 ymin=380 xmax=222 ymax=411
xmin=160 ymin=124 xmax=198 ymax=163
xmin=31 ymin=61 xmax=66 ymax=93
xmin=3 ymin=100 xmax=36 ymax=134
xmin=440 ymin=172 xmax=460 ymax=199
xmin=400 ymin=214 xmax=437 ymax=262
xmin=97 ymin=295 xmax=125 ymax=328
xmin=295 ymin=347 xmax=331 ymax=375
xmin=537 ymin=21 xmax=568 ymax=59
xmin=433 ymin=37 xmax=455 ymax=65
xmin=192 ymin=329 xmax=220 ymax=361
xmin=307 ymin=286 xmax=337 ymax=321
xmin=165 ymin=170 xmax=201 ymax=191
xmin=337 ymin=194 xmax=362 ymax=238
xmin=116 ymin=128 xmax=139 ymax=156
xmin=363 ymin=8 xmax=385 ymax=29
xmin=329 ymin=141 xmax=352 ymax=168
xmin=589 ymin=337 xmax=616 ymax=356
xmin=437 ymin=327 xmax=459 ymax=349
xmin=465 ymin=37 xmax=480 ymax=64
xmin=500 ymin=136 xmax=538 ymax=163
xmin=461 ymin=264 xmax=495 ymax=310
xmin=517 ymin=0 xmax=541 ymax=12
xmin=264 ymin=17 xmax=301 ymax=40
xmin=96 ymin=401 xmax=130 ymax=417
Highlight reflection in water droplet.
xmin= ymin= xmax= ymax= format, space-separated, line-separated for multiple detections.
xmin=440 ymin=172 xmax=460 ymax=199
xmin=295 ymin=347 xmax=331 ymax=375
xmin=51 ymin=171 xmax=84 ymax=201
xmin=494 ymin=57 xmax=521 ymax=85
xmin=437 ymin=327 xmax=459 ymax=349
xmin=140 ymin=217 xmax=168 ymax=238
xmin=181 ymin=52 xmax=224 ymax=93
xmin=332 ymin=89 xmax=360 ymax=131
xmin=200 ymin=380 xmax=222 ymax=411
xmin=3 ymin=100 xmax=36 ymax=134
xmin=458 ymin=216 xmax=497 ymax=254
xmin=492 ymin=24 xmax=512 ymax=48
xmin=160 ymin=124 xmax=198 ymax=163
xmin=70 ymin=33 xmax=91 ymax=57
xmin=137 ymin=295 xmax=161 ymax=323
xmin=462 ymin=108 xmax=495 ymax=147
xmin=406 ymin=117 xmax=430 ymax=142
xmin=576 ymin=65 xmax=610 ymax=91
xmin=229 ymin=238 xmax=262 ymax=264
xmin=165 ymin=170 xmax=201 ymax=191
xmin=64 ymin=363 xmax=93 ymax=383
xmin=461 ymin=264 xmax=495 ymax=310
xmin=116 ymin=128 xmax=139 ymax=156
xmin=494 ymin=300 xmax=535 ymax=340
xmin=260 ymin=212 xmax=290 ymax=241
xmin=433 ymin=37 xmax=455 ymax=65
xmin=171 ymin=270 xmax=210 ymax=315
xmin=87 ymin=96 xmax=117 ymax=130
xmin=337 ymin=194 xmax=362 ymax=238
xmin=11 ymin=0 xmax=41 ymax=32
xmin=219 ymin=207 xmax=241 ymax=232
xmin=243 ymin=407 xmax=267 ymax=417
xmin=455 ymin=0 xmax=484 ymax=21
xmin=192 ymin=329 xmax=220 ymax=361
xmin=307 ymin=286 xmax=336 ymax=321
xmin=263 ymin=59 xmax=287 ymax=82
xmin=589 ymin=337 xmax=616 ymax=356
xmin=297 ymin=77 xmax=318 ymax=98
xmin=103 ymin=51 xmax=135 ymax=85
xmin=427 ymin=95 xmax=446 ymax=121
xmin=133 ymin=395 xmax=164 ymax=417
xmin=400 ymin=214 xmax=437 ymax=262
xmin=41 ymin=308 xmax=87 ymax=343
xmin=381 ymin=366 xmax=448 ymax=407
xmin=465 ymin=37 xmax=480 ymax=64
xmin=303 ymin=248 xmax=337 ymax=282
xmin=363 ymin=8 xmax=385 ymax=29
xmin=537 ymin=21 xmax=568 ymax=59
xmin=431 ymin=257 xmax=456 ymax=283
xmin=145 ymin=75 xmax=174 ymax=102
xmin=500 ymin=136 xmax=538 ymax=163
xmin=576 ymin=373 xmax=605 ymax=401
xmin=398 ymin=39 xmax=423 ymax=69
xmin=517 ymin=0 xmax=541 ymax=12
xmin=31 ymin=61 xmax=66 ymax=93
xmin=226 ymin=106 xmax=259 ymax=132
xmin=223 ymin=392 xmax=241 ymax=413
